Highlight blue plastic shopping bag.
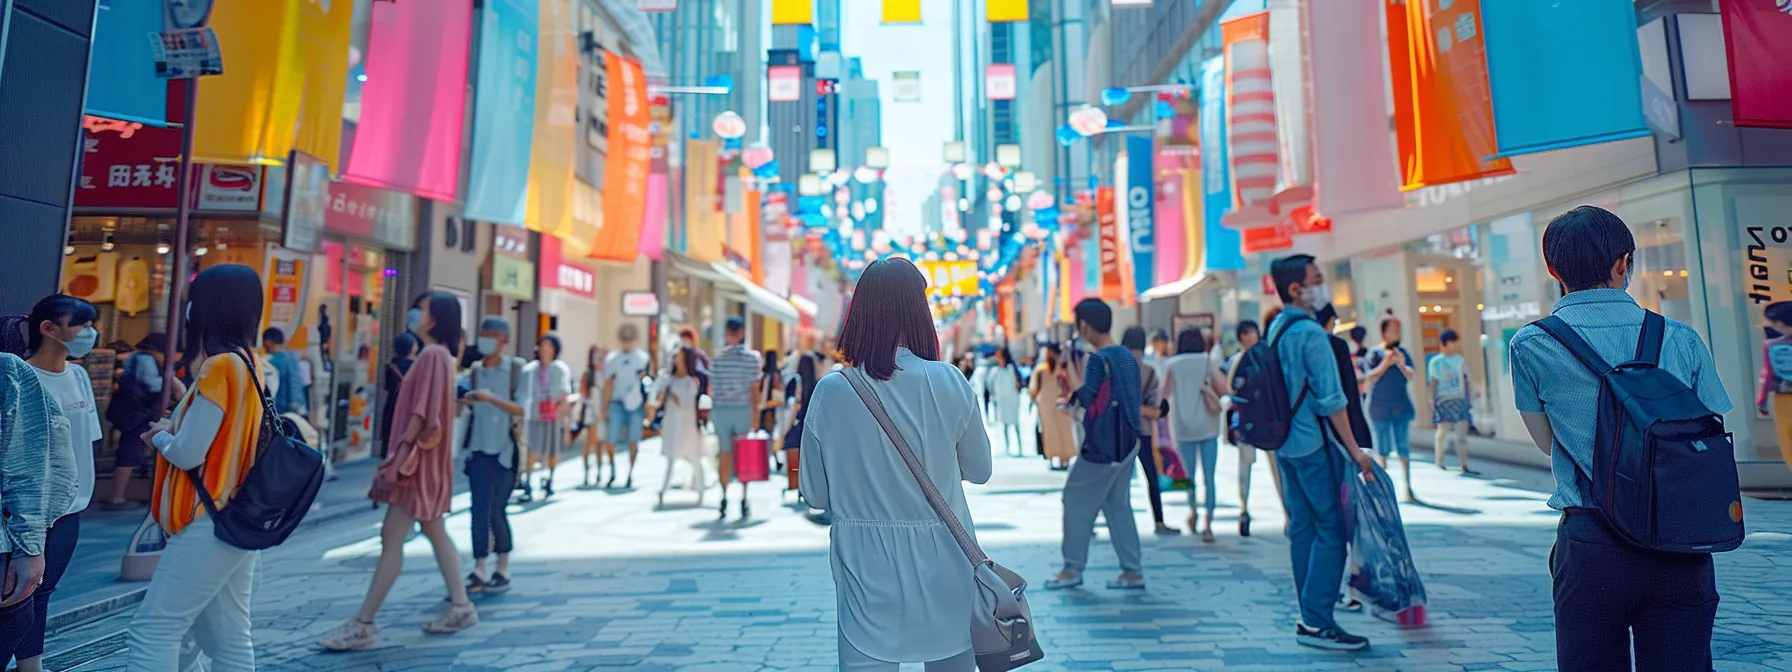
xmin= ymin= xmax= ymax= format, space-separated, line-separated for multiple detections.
xmin=1341 ymin=459 xmax=1428 ymax=619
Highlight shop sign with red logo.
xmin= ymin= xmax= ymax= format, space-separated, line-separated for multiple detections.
xmin=322 ymin=179 xmax=417 ymax=251
xmin=193 ymin=165 xmax=262 ymax=211
xmin=538 ymin=235 xmax=597 ymax=299
xmin=76 ymin=115 xmax=181 ymax=208
xmin=1240 ymin=224 xmax=1294 ymax=254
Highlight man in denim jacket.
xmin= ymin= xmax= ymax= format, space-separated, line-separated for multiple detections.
xmin=1266 ymin=254 xmax=1379 ymax=652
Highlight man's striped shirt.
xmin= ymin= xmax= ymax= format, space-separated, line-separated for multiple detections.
xmin=710 ymin=344 xmax=762 ymax=407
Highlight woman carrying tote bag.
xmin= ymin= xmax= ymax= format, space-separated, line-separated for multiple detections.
xmin=800 ymin=258 xmax=1039 ymax=671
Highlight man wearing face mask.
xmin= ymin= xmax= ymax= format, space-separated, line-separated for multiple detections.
xmin=458 ymin=316 xmax=527 ymax=593
xmin=1265 ymin=256 xmax=1378 ymax=652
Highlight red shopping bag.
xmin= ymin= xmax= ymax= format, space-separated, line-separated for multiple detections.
xmin=734 ymin=433 xmax=771 ymax=482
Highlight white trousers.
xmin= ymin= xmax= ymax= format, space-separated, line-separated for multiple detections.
xmin=127 ymin=517 xmax=257 ymax=672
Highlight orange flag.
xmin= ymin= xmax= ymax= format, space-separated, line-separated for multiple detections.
xmin=1386 ymin=0 xmax=1514 ymax=190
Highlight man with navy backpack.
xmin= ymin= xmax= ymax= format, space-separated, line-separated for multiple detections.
xmin=1509 ymin=206 xmax=1741 ymax=671
xmin=1259 ymin=255 xmax=1378 ymax=651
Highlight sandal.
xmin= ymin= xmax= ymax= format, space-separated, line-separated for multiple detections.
xmin=1043 ymin=573 xmax=1084 ymax=590
xmin=319 ymin=618 xmax=376 ymax=651
xmin=1107 ymin=574 xmax=1147 ymax=590
xmin=422 ymin=601 xmax=478 ymax=635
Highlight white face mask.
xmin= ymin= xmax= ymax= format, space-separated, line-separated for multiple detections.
xmin=63 ymin=327 xmax=99 ymax=359
xmin=1300 ymin=282 xmax=1331 ymax=309
xmin=477 ymin=337 xmax=500 ymax=355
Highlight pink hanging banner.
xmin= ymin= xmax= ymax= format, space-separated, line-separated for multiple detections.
xmin=637 ymin=172 xmax=669 ymax=261
xmin=342 ymin=0 xmax=473 ymax=201
xmin=1306 ymin=0 xmax=1402 ymax=217
xmin=1153 ymin=147 xmax=1191 ymax=287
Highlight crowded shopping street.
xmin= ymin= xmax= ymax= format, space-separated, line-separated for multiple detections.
xmin=31 ymin=411 xmax=1792 ymax=671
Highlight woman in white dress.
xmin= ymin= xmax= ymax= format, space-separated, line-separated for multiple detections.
xmin=1162 ymin=327 xmax=1226 ymax=542
xmin=652 ymin=347 xmax=706 ymax=506
xmin=989 ymin=347 xmax=1024 ymax=456
xmin=801 ymin=257 xmax=993 ymax=671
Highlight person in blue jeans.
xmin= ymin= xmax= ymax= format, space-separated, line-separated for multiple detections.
xmin=1266 ymin=254 xmax=1379 ymax=652
xmin=1362 ymin=317 xmax=1417 ymax=502
xmin=1509 ymin=206 xmax=1730 ymax=671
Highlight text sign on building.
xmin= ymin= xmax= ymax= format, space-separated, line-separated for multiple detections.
xmin=539 ymin=235 xmax=597 ymax=299
xmin=621 ymin=291 xmax=660 ymax=316
xmin=768 ymin=65 xmax=802 ymax=102
xmin=986 ymin=64 xmax=1016 ymax=100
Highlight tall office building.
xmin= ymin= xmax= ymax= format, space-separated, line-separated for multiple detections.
xmin=837 ymin=58 xmax=881 ymax=171
xmin=650 ymin=0 xmax=763 ymax=143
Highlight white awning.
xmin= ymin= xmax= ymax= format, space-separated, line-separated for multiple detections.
xmin=1141 ymin=273 xmax=1214 ymax=302
xmin=665 ymin=252 xmax=802 ymax=324
xmin=711 ymin=263 xmax=801 ymax=324
xmin=788 ymin=294 xmax=818 ymax=317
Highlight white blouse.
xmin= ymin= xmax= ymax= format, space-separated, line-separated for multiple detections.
xmin=799 ymin=348 xmax=993 ymax=663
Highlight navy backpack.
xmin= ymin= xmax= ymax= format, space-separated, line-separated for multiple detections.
xmin=1533 ymin=311 xmax=1745 ymax=554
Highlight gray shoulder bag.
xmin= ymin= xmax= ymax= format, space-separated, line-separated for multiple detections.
xmin=839 ymin=368 xmax=1044 ymax=670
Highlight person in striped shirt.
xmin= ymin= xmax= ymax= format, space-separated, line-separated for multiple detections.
xmin=710 ymin=317 xmax=763 ymax=521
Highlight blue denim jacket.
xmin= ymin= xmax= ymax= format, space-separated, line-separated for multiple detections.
xmin=1269 ymin=306 xmax=1350 ymax=459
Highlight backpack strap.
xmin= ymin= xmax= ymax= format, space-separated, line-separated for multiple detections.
xmin=1532 ymin=316 xmax=1613 ymax=376
xmin=1635 ymin=311 xmax=1666 ymax=365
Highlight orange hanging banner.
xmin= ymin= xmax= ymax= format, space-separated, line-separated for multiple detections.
xmin=1386 ymin=0 xmax=1514 ymax=190
xmin=590 ymin=53 xmax=651 ymax=261
xmin=1097 ymin=187 xmax=1124 ymax=300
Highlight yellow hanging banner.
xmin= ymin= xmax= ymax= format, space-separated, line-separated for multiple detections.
xmin=987 ymin=0 xmax=1028 ymax=22
xmin=883 ymin=0 xmax=921 ymax=23
xmin=193 ymin=0 xmax=352 ymax=169
xmin=771 ymin=0 xmax=813 ymax=25
xmin=683 ymin=140 xmax=725 ymax=263
xmin=524 ymin=0 xmax=580 ymax=237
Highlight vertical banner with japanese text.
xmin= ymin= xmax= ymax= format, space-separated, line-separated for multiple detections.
xmin=1097 ymin=187 xmax=1123 ymax=300
xmin=592 ymin=52 xmax=652 ymax=261
xmin=1386 ymin=0 xmax=1514 ymax=189
xmin=465 ymin=0 xmax=539 ymax=226
xmin=1306 ymin=0 xmax=1403 ymax=217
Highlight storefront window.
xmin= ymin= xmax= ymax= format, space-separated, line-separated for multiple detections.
xmin=1690 ymin=167 xmax=1792 ymax=468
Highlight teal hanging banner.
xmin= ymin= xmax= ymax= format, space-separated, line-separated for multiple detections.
xmin=464 ymin=0 xmax=539 ymax=225
xmin=87 ymin=0 xmax=169 ymax=125
xmin=1125 ymin=135 xmax=1155 ymax=295
xmin=1482 ymin=0 xmax=1650 ymax=158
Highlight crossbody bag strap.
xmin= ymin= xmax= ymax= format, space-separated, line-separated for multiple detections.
xmin=839 ymin=368 xmax=988 ymax=567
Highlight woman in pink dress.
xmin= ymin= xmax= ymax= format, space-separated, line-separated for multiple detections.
xmin=321 ymin=292 xmax=476 ymax=650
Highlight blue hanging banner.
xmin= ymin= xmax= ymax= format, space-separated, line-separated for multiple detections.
xmin=1200 ymin=57 xmax=1244 ymax=271
xmin=1125 ymin=135 xmax=1154 ymax=296
xmin=1481 ymin=0 xmax=1650 ymax=158
xmin=464 ymin=0 xmax=539 ymax=225
xmin=87 ymin=0 xmax=169 ymax=125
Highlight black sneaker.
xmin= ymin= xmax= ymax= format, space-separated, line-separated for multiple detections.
xmin=466 ymin=572 xmax=487 ymax=593
xmin=1296 ymin=624 xmax=1370 ymax=651
xmin=485 ymin=572 xmax=511 ymax=593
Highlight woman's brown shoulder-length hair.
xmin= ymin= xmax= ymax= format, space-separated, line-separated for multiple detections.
xmin=837 ymin=257 xmax=939 ymax=380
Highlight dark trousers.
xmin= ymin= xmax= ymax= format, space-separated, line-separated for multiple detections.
xmin=1137 ymin=435 xmax=1166 ymax=525
xmin=467 ymin=453 xmax=515 ymax=560
xmin=0 ymin=596 xmax=32 ymax=663
xmin=15 ymin=514 xmax=79 ymax=659
xmin=1553 ymin=509 xmax=1718 ymax=672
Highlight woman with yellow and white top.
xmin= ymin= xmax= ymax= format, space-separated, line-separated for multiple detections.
xmin=127 ymin=265 xmax=267 ymax=672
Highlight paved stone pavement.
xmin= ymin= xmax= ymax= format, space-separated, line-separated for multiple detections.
xmin=81 ymin=415 xmax=1792 ymax=671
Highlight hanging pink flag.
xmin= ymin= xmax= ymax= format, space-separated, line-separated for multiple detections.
xmin=1306 ymin=0 xmax=1403 ymax=216
xmin=343 ymin=0 xmax=473 ymax=201
xmin=1153 ymin=147 xmax=1187 ymax=288
xmin=637 ymin=172 xmax=669 ymax=260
